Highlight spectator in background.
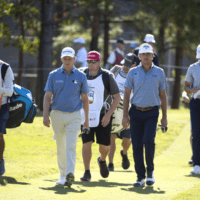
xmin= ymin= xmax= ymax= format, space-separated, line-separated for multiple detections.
xmin=129 ymin=42 xmax=138 ymax=53
xmin=73 ymin=38 xmax=87 ymax=68
xmin=105 ymin=38 xmax=125 ymax=70
xmin=134 ymin=34 xmax=159 ymax=66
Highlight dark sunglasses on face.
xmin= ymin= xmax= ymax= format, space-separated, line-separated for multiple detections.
xmin=87 ymin=60 xmax=99 ymax=64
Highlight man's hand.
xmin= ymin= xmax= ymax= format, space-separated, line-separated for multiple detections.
xmin=191 ymin=86 xmax=200 ymax=94
xmin=101 ymin=113 xmax=111 ymax=127
xmin=43 ymin=115 xmax=50 ymax=127
xmin=83 ymin=120 xmax=89 ymax=129
xmin=122 ymin=116 xmax=130 ymax=130
xmin=161 ymin=117 xmax=167 ymax=127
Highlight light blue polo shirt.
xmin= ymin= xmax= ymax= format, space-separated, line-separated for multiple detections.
xmin=185 ymin=61 xmax=200 ymax=88
xmin=125 ymin=64 xmax=168 ymax=108
xmin=45 ymin=66 xmax=89 ymax=112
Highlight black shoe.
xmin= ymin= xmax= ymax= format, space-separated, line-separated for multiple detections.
xmin=146 ymin=171 xmax=155 ymax=186
xmin=80 ymin=170 xmax=91 ymax=181
xmin=65 ymin=173 xmax=74 ymax=188
xmin=133 ymin=178 xmax=145 ymax=187
xmin=97 ymin=156 xmax=109 ymax=178
xmin=108 ymin=163 xmax=114 ymax=171
xmin=120 ymin=150 xmax=130 ymax=170
xmin=189 ymin=155 xmax=193 ymax=165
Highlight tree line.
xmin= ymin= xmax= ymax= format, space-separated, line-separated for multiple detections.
xmin=1 ymin=0 xmax=200 ymax=110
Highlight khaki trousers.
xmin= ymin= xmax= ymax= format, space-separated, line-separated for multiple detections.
xmin=50 ymin=109 xmax=81 ymax=177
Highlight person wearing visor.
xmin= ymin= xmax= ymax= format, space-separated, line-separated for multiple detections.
xmin=79 ymin=51 xmax=120 ymax=181
xmin=43 ymin=47 xmax=89 ymax=187
xmin=123 ymin=43 xmax=168 ymax=187
xmin=73 ymin=37 xmax=87 ymax=68
xmin=134 ymin=34 xmax=159 ymax=66
xmin=108 ymin=53 xmax=137 ymax=171
xmin=105 ymin=38 xmax=125 ymax=70
xmin=184 ymin=44 xmax=200 ymax=175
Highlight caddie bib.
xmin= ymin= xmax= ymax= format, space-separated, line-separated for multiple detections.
xmin=115 ymin=72 xmax=126 ymax=97
xmin=81 ymin=74 xmax=104 ymax=127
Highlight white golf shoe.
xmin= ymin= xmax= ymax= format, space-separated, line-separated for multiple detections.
xmin=190 ymin=165 xmax=200 ymax=174
xmin=56 ymin=176 xmax=66 ymax=185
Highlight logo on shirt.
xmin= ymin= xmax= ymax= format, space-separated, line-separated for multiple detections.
xmin=55 ymin=80 xmax=64 ymax=83
xmin=90 ymin=118 xmax=96 ymax=121
xmin=73 ymin=80 xmax=78 ymax=84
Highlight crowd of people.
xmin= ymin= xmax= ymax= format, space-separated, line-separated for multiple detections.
xmin=0 ymin=33 xmax=199 ymax=188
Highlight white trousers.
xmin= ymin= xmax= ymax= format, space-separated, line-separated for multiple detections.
xmin=50 ymin=109 xmax=81 ymax=177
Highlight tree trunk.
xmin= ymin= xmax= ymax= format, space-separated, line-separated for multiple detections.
xmin=171 ymin=29 xmax=183 ymax=109
xmin=103 ymin=20 xmax=109 ymax=67
xmin=157 ymin=17 xmax=167 ymax=65
xmin=36 ymin=0 xmax=54 ymax=111
xmin=17 ymin=0 xmax=24 ymax=85
xmin=90 ymin=7 xmax=100 ymax=51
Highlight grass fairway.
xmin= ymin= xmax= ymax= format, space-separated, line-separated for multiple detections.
xmin=1 ymin=108 xmax=200 ymax=199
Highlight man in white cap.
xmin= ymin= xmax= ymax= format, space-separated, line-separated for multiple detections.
xmin=134 ymin=34 xmax=159 ymax=66
xmin=105 ymin=38 xmax=125 ymax=70
xmin=184 ymin=44 xmax=200 ymax=175
xmin=123 ymin=43 xmax=168 ymax=187
xmin=43 ymin=47 xmax=89 ymax=187
xmin=73 ymin=37 xmax=87 ymax=68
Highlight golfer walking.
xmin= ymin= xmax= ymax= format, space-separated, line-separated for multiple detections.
xmin=43 ymin=47 xmax=89 ymax=187
xmin=122 ymin=43 xmax=168 ymax=187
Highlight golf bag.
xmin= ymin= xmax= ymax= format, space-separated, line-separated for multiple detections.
xmin=1 ymin=63 xmax=37 ymax=128
xmin=6 ymin=84 xmax=37 ymax=128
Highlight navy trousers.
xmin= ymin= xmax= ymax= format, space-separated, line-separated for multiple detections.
xmin=190 ymin=98 xmax=200 ymax=166
xmin=129 ymin=105 xmax=159 ymax=179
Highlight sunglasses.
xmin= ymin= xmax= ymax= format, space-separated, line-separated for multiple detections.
xmin=87 ymin=60 xmax=99 ymax=64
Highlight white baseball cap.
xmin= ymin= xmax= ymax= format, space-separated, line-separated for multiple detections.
xmin=144 ymin=34 xmax=156 ymax=43
xmin=139 ymin=43 xmax=154 ymax=54
xmin=61 ymin=47 xmax=75 ymax=58
xmin=196 ymin=45 xmax=200 ymax=59
xmin=73 ymin=37 xmax=85 ymax=44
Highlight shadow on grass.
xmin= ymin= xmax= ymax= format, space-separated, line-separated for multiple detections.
xmin=39 ymin=184 xmax=86 ymax=195
xmin=0 ymin=176 xmax=30 ymax=186
xmin=121 ymin=186 xmax=165 ymax=194
xmin=185 ymin=174 xmax=200 ymax=179
xmin=76 ymin=179 xmax=132 ymax=188
xmin=112 ymin=170 xmax=134 ymax=173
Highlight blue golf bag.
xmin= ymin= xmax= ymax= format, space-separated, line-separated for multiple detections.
xmin=6 ymin=84 xmax=37 ymax=128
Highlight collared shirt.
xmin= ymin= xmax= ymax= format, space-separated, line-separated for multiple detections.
xmin=107 ymin=47 xmax=125 ymax=64
xmin=125 ymin=64 xmax=168 ymax=108
xmin=44 ymin=66 xmax=89 ymax=112
xmin=185 ymin=60 xmax=200 ymax=88
xmin=75 ymin=47 xmax=87 ymax=67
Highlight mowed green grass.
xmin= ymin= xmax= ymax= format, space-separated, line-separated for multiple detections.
xmin=2 ymin=108 xmax=200 ymax=199
xmin=3 ymin=108 xmax=189 ymax=181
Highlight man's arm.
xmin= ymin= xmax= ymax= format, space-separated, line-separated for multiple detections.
xmin=122 ymin=87 xmax=131 ymax=129
xmin=159 ymin=89 xmax=167 ymax=127
xmin=81 ymin=93 xmax=89 ymax=128
xmin=184 ymin=81 xmax=200 ymax=94
xmin=101 ymin=93 xmax=121 ymax=127
xmin=43 ymin=91 xmax=52 ymax=127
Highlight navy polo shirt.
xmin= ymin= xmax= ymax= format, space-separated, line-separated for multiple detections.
xmin=45 ymin=66 xmax=89 ymax=112
xmin=125 ymin=64 xmax=168 ymax=108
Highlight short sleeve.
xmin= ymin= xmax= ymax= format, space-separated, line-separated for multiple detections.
xmin=107 ymin=51 xmax=116 ymax=64
xmin=124 ymin=70 xmax=134 ymax=89
xmin=185 ymin=67 xmax=193 ymax=83
xmin=159 ymin=70 xmax=168 ymax=91
xmin=109 ymin=73 xmax=119 ymax=95
xmin=81 ymin=74 xmax=89 ymax=94
xmin=44 ymin=73 xmax=53 ymax=92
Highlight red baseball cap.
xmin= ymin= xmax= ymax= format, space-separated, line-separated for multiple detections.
xmin=87 ymin=51 xmax=101 ymax=60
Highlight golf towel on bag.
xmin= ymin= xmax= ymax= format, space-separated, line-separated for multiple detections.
xmin=6 ymin=84 xmax=37 ymax=128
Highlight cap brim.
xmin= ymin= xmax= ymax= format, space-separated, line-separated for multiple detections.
xmin=61 ymin=54 xmax=74 ymax=58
